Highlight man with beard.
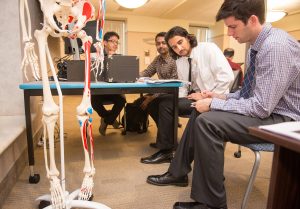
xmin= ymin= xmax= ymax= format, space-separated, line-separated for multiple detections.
xmin=138 ymin=32 xmax=178 ymax=147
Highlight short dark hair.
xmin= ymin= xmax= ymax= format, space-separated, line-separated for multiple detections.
xmin=155 ymin=32 xmax=166 ymax=42
xmin=224 ymin=48 xmax=235 ymax=58
xmin=165 ymin=26 xmax=197 ymax=59
xmin=103 ymin=31 xmax=120 ymax=41
xmin=216 ymin=0 xmax=265 ymax=25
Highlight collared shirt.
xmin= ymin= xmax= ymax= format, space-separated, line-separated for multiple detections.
xmin=140 ymin=54 xmax=178 ymax=79
xmin=176 ymin=43 xmax=234 ymax=97
xmin=211 ymin=24 xmax=300 ymax=121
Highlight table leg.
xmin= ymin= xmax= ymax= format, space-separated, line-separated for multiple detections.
xmin=173 ymin=88 xmax=179 ymax=145
xmin=24 ymin=90 xmax=40 ymax=184
xmin=267 ymin=145 xmax=300 ymax=209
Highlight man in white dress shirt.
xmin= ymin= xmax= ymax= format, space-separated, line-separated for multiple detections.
xmin=140 ymin=26 xmax=234 ymax=164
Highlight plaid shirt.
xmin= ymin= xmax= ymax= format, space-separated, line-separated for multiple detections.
xmin=140 ymin=54 xmax=178 ymax=79
xmin=211 ymin=24 xmax=300 ymax=121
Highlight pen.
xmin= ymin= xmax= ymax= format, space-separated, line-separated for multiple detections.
xmin=210 ymin=85 xmax=218 ymax=92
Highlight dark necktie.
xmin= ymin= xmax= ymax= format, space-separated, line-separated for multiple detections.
xmin=240 ymin=49 xmax=257 ymax=99
xmin=188 ymin=57 xmax=192 ymax=94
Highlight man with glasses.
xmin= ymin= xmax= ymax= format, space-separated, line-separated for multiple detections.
xmin=91 ymin=31 xmax=126 ymax=136
xmin=103 ymin=31 xmax=120 ymax=55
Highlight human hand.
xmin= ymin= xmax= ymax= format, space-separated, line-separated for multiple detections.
xmin=191 ymin=98 xmax=212 ymax=113
xmin=201 ymin=90 xmax=226 ymax=100
xmin=137 ymin=77 xmax=150 ymax=83
xmin=140 ymin=95 xmax=154 ymax=110
xmin=187 ymin=92 xmax=204 ymax=100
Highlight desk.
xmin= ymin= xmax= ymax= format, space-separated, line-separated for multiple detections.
xmin=249 ymin=127 xmax=300 ymax=209
xmin=20 ymin=81 xmax=181 ymax=183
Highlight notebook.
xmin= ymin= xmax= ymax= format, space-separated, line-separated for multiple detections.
xmin=259 ymin=121 xmax=300 ymax=141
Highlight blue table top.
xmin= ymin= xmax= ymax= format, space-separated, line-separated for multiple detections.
xmin=19 ymin=81 xmax=182 ymax=90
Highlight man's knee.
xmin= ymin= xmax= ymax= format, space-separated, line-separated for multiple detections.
xmin=195 ymin=112 xmax=217 ymax=125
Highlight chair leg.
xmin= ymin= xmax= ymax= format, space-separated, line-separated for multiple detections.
xmin=121 ymin=103 xmax=127 ymax=135
xmin=241 ymin=150 xmax=261 ymax=209
xmin=234 ymin=145 xmax=242 ymax=158
xmin=178 ymin=118 xmax=182 ymax=128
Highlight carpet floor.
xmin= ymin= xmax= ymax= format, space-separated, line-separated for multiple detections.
xmin=3 ymin=95 xmax=272 ymax=209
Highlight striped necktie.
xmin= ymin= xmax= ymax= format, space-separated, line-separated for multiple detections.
xmin=240 ymin=49 xmax=257 ymax=99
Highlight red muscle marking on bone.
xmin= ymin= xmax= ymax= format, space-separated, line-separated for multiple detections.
xmin=83 ymin=121 xmax=88 ymax=150
xmin=83 ymin=41 xmax=92 ymax=90
xmin=89 ymin=125 xmax=94 ymax=161
xmin=68 ymin=16 xmax=74 ymax=23
xmin=82 ymin=2 xmax=92 ymax=23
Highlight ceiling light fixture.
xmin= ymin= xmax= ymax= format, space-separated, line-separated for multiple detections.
xmin=266 ymin=10 xmax=287 ymax=22
xmin=115 ymin=0 xmax=148 ymax=9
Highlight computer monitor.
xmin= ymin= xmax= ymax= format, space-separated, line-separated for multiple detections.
xmin=64 ymin=20 xmax=98 ymax=54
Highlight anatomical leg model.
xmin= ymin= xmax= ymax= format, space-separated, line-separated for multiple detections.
xmin=19 ymin=0 xmax=110 ymax=208
xmin=76 ymin=30 xmax=95 ymax=200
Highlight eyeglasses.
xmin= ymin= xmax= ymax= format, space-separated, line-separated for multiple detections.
xmin=108 ymin=40 xmax=120 ymax=45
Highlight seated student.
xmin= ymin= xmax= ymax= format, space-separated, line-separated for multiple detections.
xmin=139 ymin=32 xmax=178 ymax=147
xmin=224 ymin=48 xmax=242 ymax=71
xmin=224 ymin=47 xmax=244 ymax=86
xmin=147 ymin=0 xmax=300 ymax=209
xmin=91 ymin=31 xmax=126 ymax=136
xmin=140 ymin=26 xmax=234 ymax=164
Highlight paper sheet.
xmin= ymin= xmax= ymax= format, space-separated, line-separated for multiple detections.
xmin=259 ymin=121 xmax=300 ymax=140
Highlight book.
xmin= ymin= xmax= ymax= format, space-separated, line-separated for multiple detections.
xmin=259 ymin=121 xmax=300 ymax=140
xmin=142 ymin=78 xmax=189 ymax=85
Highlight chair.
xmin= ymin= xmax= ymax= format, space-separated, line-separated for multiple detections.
xmin=230 ymin=70 xmax=243 ymax=93
xmin=237 ymin=143 xmax=274 ymax=209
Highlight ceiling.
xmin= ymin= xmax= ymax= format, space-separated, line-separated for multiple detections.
xmin=90 ymin=0 xmax=300 ymax=25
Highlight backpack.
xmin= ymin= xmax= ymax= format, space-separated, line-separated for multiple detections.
xmin=121 ymin=97 xmax=149 ymax=135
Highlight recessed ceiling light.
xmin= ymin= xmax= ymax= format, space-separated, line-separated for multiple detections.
xmin=266 ymin=10 xmax=287 ymax=22
xmin=115 ymin=0 xmax=148 ymax=9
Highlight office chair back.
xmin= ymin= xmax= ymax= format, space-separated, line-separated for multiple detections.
xmin=230 ymin=70 xmax=243 ymax=93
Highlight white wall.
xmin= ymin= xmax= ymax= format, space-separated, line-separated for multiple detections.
xmin=272 ymin=12 xmax=300 ymax=40
xmin=0 ymin=0 xmax=24 ymax=115
xmin=0 ymin=1 xmax=44 ymax=141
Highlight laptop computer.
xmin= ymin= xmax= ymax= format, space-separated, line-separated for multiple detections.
xmin=65 ymin=60 xmax=85 ymax=81
xmin=65 ymin=55 xmax=139 ymax=83
xmin=105 ymin=55 xmax=139 ymax=83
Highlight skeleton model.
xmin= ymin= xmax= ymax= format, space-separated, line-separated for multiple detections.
xmin=20 ymin=0 xmax=110 ymax=208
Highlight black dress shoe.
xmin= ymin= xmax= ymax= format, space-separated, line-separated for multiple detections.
xmin=173 ymin=202 xmax=203 ymax=209
xmin=141 ymin=150 xmax=173 ymax=164
xmin=147 ymin=172 xmax=188 ymax=187
xmin=174 ymin=202 xmax=227 ymax=209
xmin=149 ymin=142 xmax=157 ymax=148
